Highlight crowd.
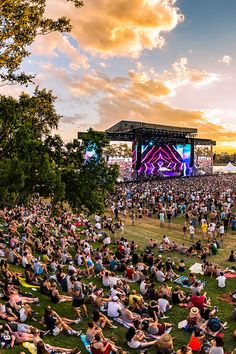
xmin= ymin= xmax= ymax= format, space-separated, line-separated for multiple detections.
xmin=0 ymin=174 xmax=235 ymax=354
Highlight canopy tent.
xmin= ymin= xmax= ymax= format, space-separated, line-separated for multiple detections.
xmin=224 ymin=162 xmax=236 ymax=173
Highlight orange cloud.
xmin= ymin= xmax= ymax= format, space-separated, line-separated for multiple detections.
xmin=96 ymin=93 xmax=236 ymax=147
xmin=45 ymin=0 xmax=183 ymax=57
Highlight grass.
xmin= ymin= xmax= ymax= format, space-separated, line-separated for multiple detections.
xmin=1 ymin=214 xmax=236 ymax=353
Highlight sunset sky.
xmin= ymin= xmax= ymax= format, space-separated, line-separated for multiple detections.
xmin=4 ymin=0 xmax=236 ymax=152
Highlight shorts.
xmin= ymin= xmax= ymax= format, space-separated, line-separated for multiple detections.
xmin=17 ymin=323 xmax=29 ymax=333
xmin=157 ymin=323 xmax=166 ymax=335
xmin=19 ymin=308 xmax=27 ymax=322
xmin=72 ymin=298 xmax=84 ymax=308
xmin=52 ymin=326 xmax=62 ymax=336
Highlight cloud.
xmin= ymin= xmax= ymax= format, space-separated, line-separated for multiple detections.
xmin=169 ymin=57 xmax=220 ymax=87
xmin=69 ymin=69 xmax=172 ymax=101
xmin=95 ymin=93 xmax=236 ymax=146
xmin=218 ymin=55 xmax=233 ymax=66
xmin=60 ymin=113 xmax=88 ymax=125
xmin=31 ymin=32 xmax=89 ymax=70
xmin=203 ymin=109 xmax=236 ymax=132
xmin=45 ymin=0 xmax=183 ymax=57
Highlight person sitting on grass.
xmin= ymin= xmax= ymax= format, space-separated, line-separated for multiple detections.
xmin=172 ymin=286 xmax=189 ymax=307
xmin=36 ymin=340 xmax=80 ymax=354
xmin=41 ymin=306 xmax=81 ymax=336
xmin=176 ymin=345 xmax=193 ymax=354
xmin=228 ymin=250 xmax=236 ymax=262
xmin=86 ymin=322 xmax=106 ymax=344
xmin=126 ymin=326 xmax=158 ymax=349
xmin=50 ymin=282 xmax=73 ymax=303
xmin=90 ymin=333 xmax=119 ymax=354
xmin=209 ymin=336 xmax=224 ymax=354
xmin=92 ymin=309 xmax=117 ymax=329
xmin=188 ymin=328 xmax=205 ymax=352
xmin=186 ymin=307 xmax=202 ymax=331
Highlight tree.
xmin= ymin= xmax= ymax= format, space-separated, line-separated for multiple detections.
xmin=0 ymin=0 xmax=84 ymax=85
xmin=0 ymin=88 xmax=64 ymax=205
xmin=62 ymin=130 xmax=119 ymax=213
xmin=104 ymin=143 xmax=132 ymax=159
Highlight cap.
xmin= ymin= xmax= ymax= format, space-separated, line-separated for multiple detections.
xmin=112 ymin=296 xmax=119 ymax=301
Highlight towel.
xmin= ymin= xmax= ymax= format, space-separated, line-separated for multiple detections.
xmin=174 ymin=275 xmax=206 ymax=288
xmin=18 ymin=277 xmax=40 ymax=289
xmin=23 ymin=342 xmax=37 ymax=354
xmin=189 ymin=262 xmax=204 ymax=275
xmin=80 ymin=334 xmax=92 ymax=353
xmin=114 ymin=317 xmax=133 ymax=328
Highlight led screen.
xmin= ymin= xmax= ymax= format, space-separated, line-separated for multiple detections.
xmin=132 ymin=143 xmax=192 ymax=177
xmin=194 ymin=145 xmax=213 ymax=174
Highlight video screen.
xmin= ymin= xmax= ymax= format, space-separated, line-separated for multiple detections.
xmin=84 ymin=142 xmax=98 ymax=163
xmin=132 ymin=143 xmax=192 ymax=177
xmin=194 ymin=145 xmax=213 ymax=174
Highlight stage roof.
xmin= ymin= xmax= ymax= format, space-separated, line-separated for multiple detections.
xmin=78 ymin=120 xmax=215 ymax=145
xmin=106 ymin=120 xmax=197 ymax=135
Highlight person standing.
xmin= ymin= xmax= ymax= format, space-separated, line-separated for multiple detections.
xmin=189 ymin=223 xmax=195 ymax=243
xmin=70 ymin=276 xmax=88 ymax=320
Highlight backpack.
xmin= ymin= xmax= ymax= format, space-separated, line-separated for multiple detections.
xmin=207 ymin=317 xmax=221 ymax=332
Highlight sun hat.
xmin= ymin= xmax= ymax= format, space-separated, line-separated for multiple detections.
xmin=190 ymin=307 xmax=199 ymax=315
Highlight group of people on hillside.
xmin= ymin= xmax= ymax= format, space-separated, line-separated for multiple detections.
xmin=0 ymin=174 xmax=235 ymax=354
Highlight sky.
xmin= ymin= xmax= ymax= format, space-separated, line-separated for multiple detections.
xmin=2 ymin=0 xmax=236 ymax=152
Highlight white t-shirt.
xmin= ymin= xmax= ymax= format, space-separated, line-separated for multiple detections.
xmin=140 ymin=280 xmax=148 ymax=295
xmin=95 ymin=222 xmax=101 ymax=230
xmin=189 ymin=225 xmax=195 ymax=234
xmin=219 ymin=225 xmax=224 ymax=234
xmin=158 ymin=298 xmax=169 ymax=313
xmin=216 ymin=275 xmax=226 ymax=288
xmin=107 ymin=301 xmax=122 ymax=318
xmin=156 ymin=270 xmax=165 ymax=282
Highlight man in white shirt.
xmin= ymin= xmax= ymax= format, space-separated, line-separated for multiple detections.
xmin=107 ymin=296 xmax=122 ymax=318
xmin=189 ymin=224 xmax=195 ymax=242
xmin=216 ymin=272 xmax=226 ymax=288
xmin=156 ymin=268 xmax=165 ymax=282
xmin=158 ymin=295 xmax=172 ymax=313
xmin=219 ymin=224 xmax=225 ymax=241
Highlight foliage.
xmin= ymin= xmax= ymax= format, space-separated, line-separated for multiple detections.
xmin=104 ymin=143 xmax=132 ymax=158
xmin=0 ymin=92 xmax=118 ymax=212
xmin=0 ymin=0 xmax=84 ymax=85
xmin=214 ymin=152 xmax=236 ymax=165
xmin=61 ymin=131 xmax=119 ymax=213
xmin=0 ymin=88 xmax=64 ymax=205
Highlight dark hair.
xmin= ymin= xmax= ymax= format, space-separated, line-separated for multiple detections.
xmin=93 ymin=310 xmax=100 ymax=322
xmin=126 ymin=326 xmax=135 ymax=341
xmin=94 ymin=333 xmax=101 ymax=342
xmin=180 ymin=345 xmax=188 ymax=354
xmin=215 ymin=336 xmax=224 ymax=347
xmin=88 ymin=322 xmax=94 ymax=328
xmin=37 ymin=340 xmax=50 ymax=354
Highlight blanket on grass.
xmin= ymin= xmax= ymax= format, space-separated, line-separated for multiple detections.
xmin=219 ymin=293 xmax=236 ymax=305
xmin=114 ymin=317 xmax=172 ymax=339
xmin=224 ymin=273 xmax=236 ymax=278
xmin=18 ymin=277 xmax=40 ymax=289
xmin=189 ymin=263 xmax=204 ymax=275
xmin=174 ymin=275 xmax=206 ymax=288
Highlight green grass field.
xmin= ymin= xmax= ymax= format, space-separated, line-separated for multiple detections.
xmin=1 ymin=214 xmax=236 ymax=353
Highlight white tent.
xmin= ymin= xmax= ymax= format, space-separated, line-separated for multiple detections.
xmin=224 ymin=162 xmax=236 ymax=173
